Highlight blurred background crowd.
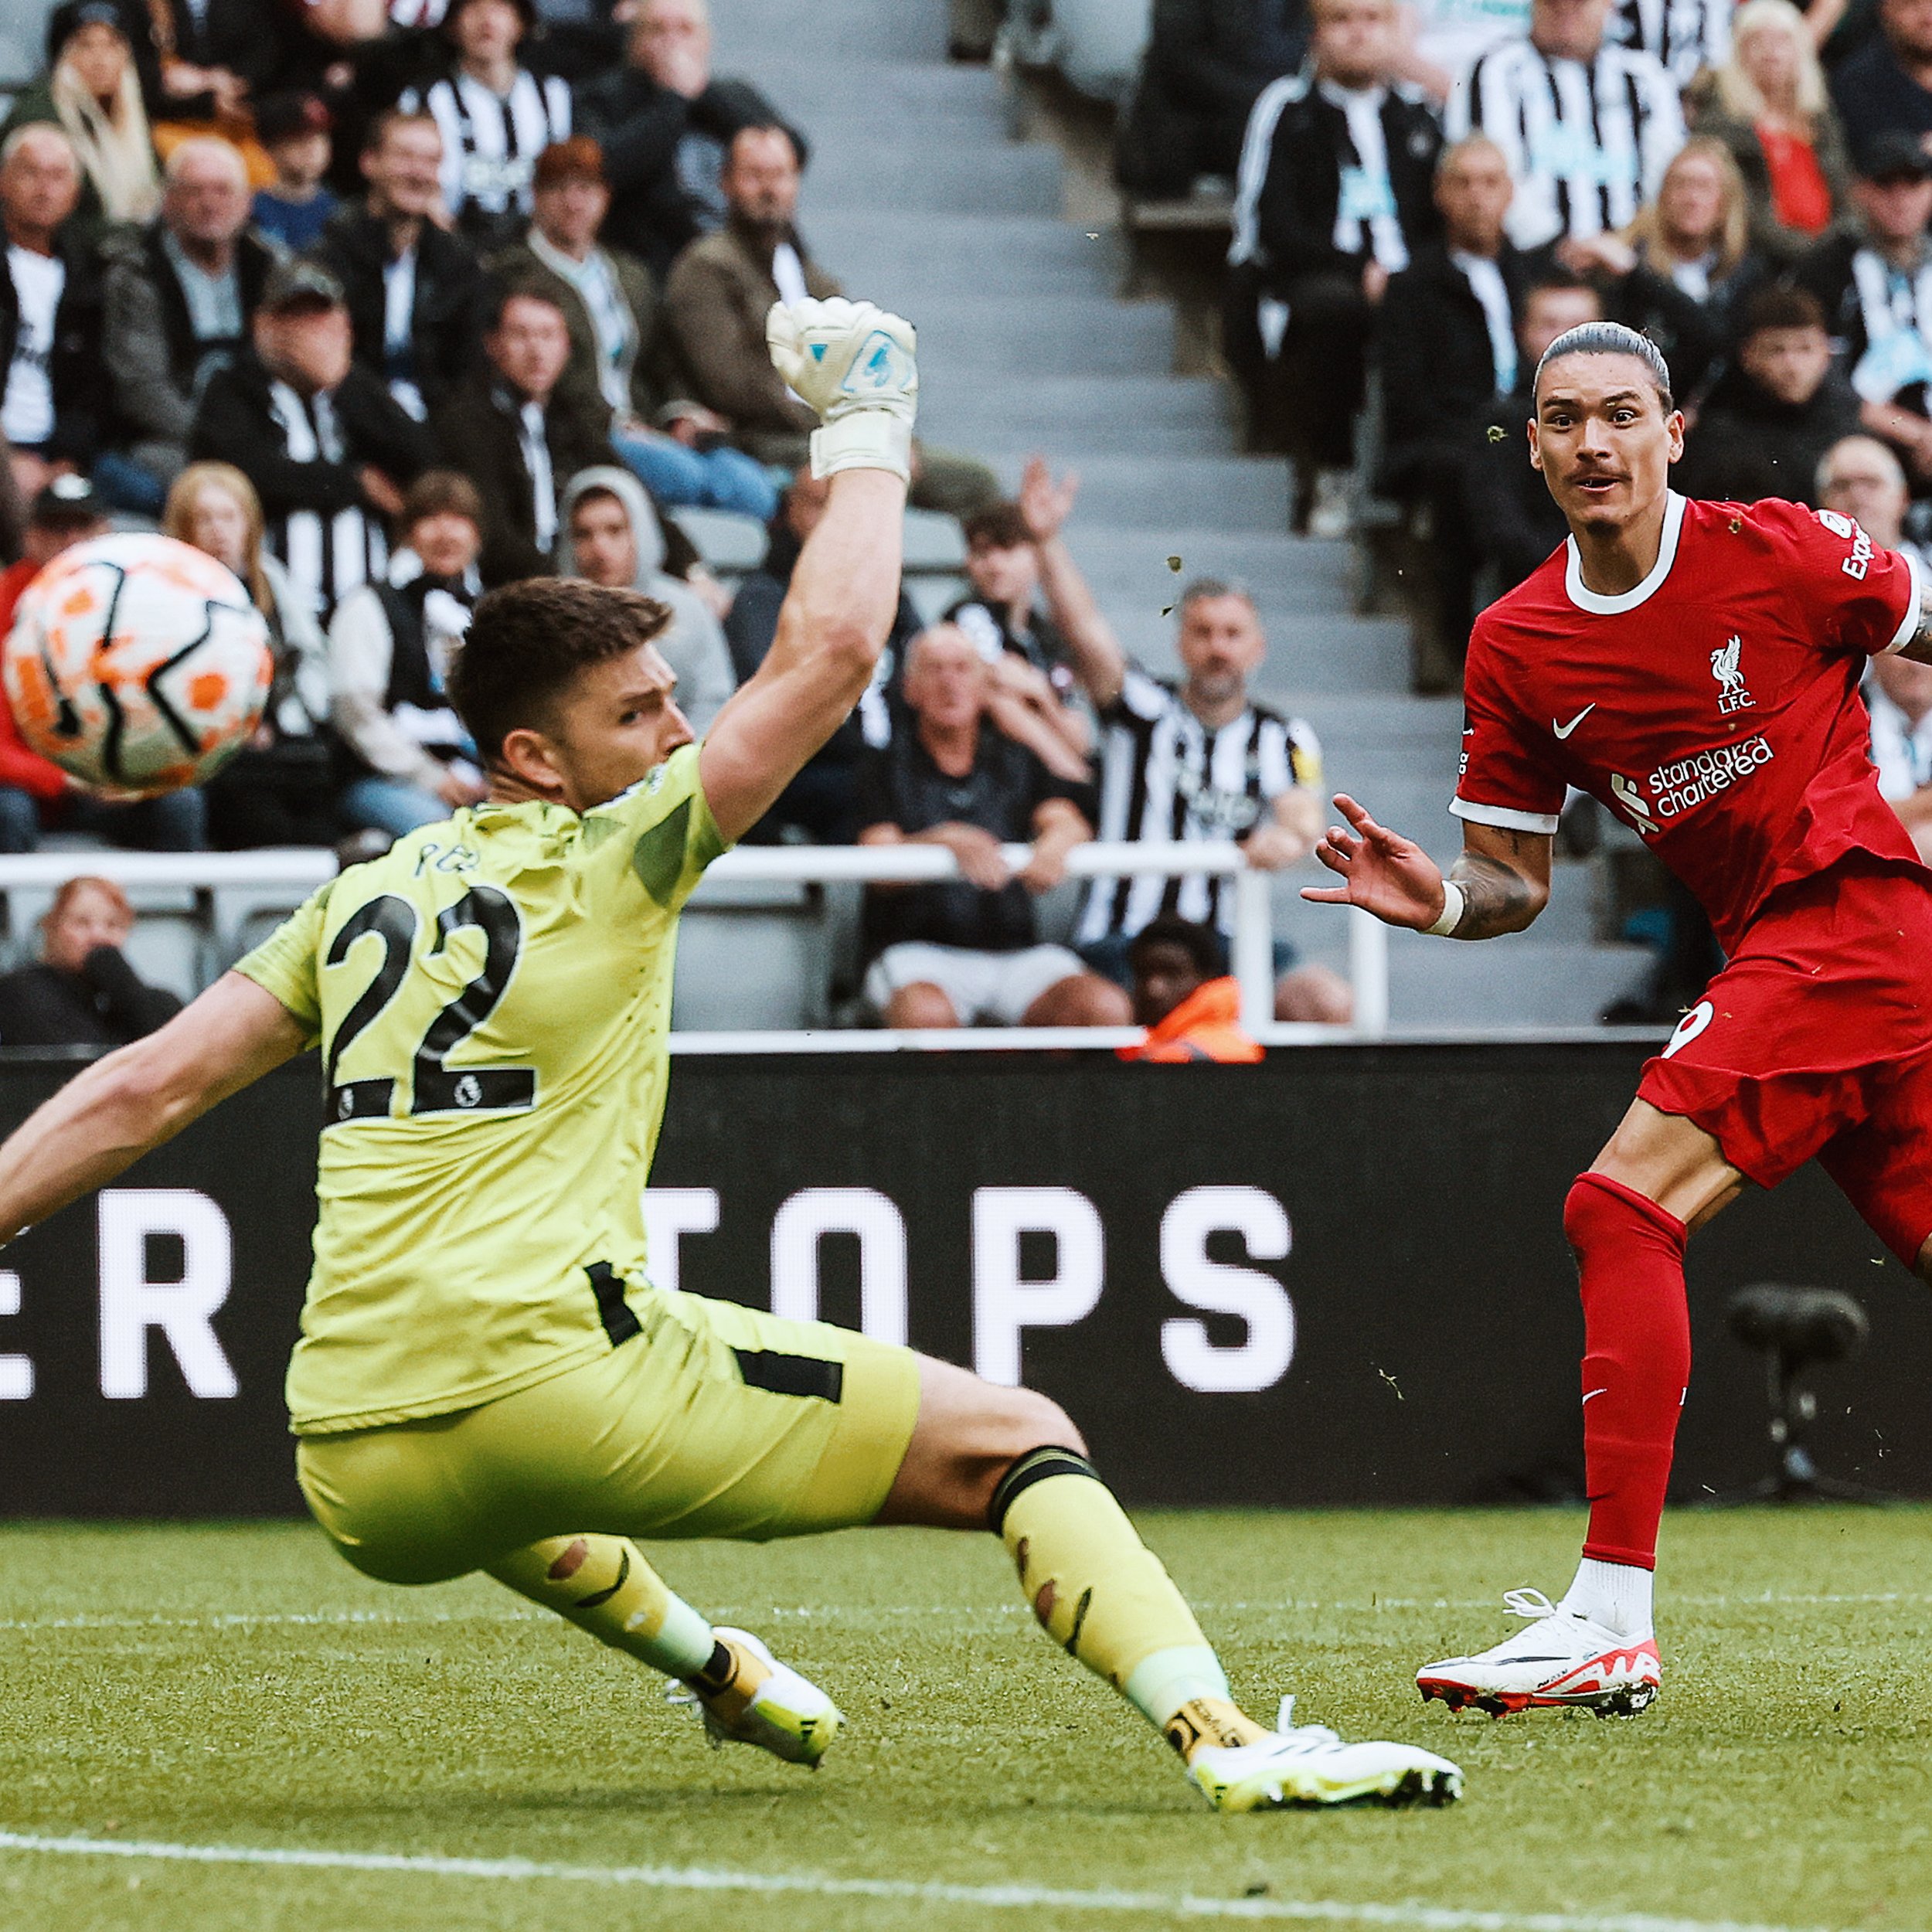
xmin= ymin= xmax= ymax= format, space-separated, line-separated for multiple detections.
xmin=3 ymin=0 xmax=1932 ymax=1045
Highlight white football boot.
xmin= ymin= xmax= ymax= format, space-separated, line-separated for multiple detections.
xmin=1416 ymin=1589 xmax=1661 ymax=1718
xmin=667 ymin=1627 xmax=843 ymax=1767
xmin=1188 ymin=1697 xmax=1464 ymax=1813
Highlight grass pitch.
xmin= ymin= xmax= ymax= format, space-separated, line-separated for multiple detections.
xmin=0 ymin=1509 xmax=1926 ymax=1932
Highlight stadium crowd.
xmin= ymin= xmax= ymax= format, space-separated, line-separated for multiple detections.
xmin=0 ymin=0 xmax=1332 ymax=1042
xmin=1148 ymin=0 xmax=1932 ymax=681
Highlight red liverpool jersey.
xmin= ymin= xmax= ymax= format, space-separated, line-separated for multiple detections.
xmin=1455 ymin=492 xmax=1925 ymax=951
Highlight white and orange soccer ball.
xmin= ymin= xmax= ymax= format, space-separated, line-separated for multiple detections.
xmin=2 ymin=532 xmax=273 ymax=798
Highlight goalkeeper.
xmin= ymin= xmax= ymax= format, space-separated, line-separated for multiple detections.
xmin=0 ymin=300 xmax=1459 ymax=1815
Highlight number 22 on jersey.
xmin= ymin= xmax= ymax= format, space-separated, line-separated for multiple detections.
xmin=321 ymin=883 xmax=537 ymax=1126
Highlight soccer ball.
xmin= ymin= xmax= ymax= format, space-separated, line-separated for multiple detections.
xmin=2 ymin=532 xmax=273 ymax=798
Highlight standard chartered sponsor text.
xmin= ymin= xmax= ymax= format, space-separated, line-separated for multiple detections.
xmin=1650 ymin=737 xmax=1774 ymax=818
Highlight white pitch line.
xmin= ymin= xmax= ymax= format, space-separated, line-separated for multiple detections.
xmin=0 ymin=1831 xmax=1837 ymax=1932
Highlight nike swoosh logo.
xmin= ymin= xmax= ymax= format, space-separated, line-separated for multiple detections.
xmin=1582 ymin=1388 xmax=1608 ymax=1404
xmin=1553 ymin=706 xmax=1596 ymax=740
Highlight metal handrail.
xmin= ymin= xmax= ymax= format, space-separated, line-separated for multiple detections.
xmin=0 ymin=840 xmax=1392 ymax=1037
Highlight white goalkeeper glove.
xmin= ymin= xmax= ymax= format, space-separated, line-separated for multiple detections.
xmin=765 ymin=297 xmax=918 ymax=484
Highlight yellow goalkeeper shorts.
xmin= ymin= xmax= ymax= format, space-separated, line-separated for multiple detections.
xmin=294 ymin=1287 xmax=925 ymax=1585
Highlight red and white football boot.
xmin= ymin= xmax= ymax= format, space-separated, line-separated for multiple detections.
xmin=1415 ymin=1589 xmax=1661 ymax=1717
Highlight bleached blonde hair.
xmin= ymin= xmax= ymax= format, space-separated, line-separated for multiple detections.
xmin=1715 ymin=0 xmax=1828 ymax=121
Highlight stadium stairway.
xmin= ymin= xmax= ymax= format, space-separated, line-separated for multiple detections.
xmin=712 ymin=0 xmax=1655 ymax=1028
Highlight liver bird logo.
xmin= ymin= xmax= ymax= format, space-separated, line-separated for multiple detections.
xmin=1711 ymin=635 xmax=1745 ymax=692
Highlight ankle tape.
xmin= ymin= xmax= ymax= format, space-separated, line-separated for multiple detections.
xmin=988 ymin=1444 xmax=1100 ymax=1534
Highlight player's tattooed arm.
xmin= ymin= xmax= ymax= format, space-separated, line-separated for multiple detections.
xmin=1444 ymin=828 xmax=1552 ymax=939
xmin=1302 ymin=798 xmax=1550 ymax=936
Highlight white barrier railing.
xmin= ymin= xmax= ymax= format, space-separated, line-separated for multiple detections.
xmin=0 ymin=840 xmax=1392 ymax=1039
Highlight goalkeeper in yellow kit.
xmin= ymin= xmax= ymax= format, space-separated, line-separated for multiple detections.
xmin=0 ymin=300 xmax=1459 ymax=1813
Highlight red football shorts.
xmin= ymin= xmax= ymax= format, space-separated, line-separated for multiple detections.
xmin=1638 ymin=858 xmax=1932 ymax=1266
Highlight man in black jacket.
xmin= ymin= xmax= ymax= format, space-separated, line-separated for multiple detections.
xmin=1225 ymin=0 xmax=1441 ymax=533
xmin=310 ymin=108 xmax=487 ymax=423
xmin=430 ymin=284 xmax=621 ymax=586
xmin=98 ymin=136 xmax=277 ymax=510
xmin=1377 ymin=133 xmax=1529 ymax=658
xmin=0 ymin=124 xmax=107 ymax=506
xmin=1114 ymin=0 xmax=1308 ymax=198
xmin=1675 ymin=286 xmax=1863 ymax=506
xmin=575 ymin=0 xmax=801 ymax=278
xmin=191 ymin=260 xmax=435 ymax=623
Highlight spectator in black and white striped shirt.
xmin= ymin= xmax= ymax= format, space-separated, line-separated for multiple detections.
xmin=1014 ymin=465 xmax=1355 ymax=1025
xmin=1447 ymin=0 xmax=1685 ymax=252
xmin=401 ymin=0 xmax=570 ymax=249
xmin=190 ymin=259 xmax=434 ymax=623
xmin=1607 ymin=0 xmax=1731 ymax=90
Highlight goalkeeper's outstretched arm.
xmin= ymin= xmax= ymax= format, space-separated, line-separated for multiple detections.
xmin=699 ymin=298 xmax=916 ymax=845
xmin=0 ymin=973 xmax=307 ymax=1247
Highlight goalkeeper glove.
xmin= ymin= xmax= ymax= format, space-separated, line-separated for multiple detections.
xmin=765 ymin=297 xmax=918 ymax=484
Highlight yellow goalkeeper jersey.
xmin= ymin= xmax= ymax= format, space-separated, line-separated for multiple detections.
xmin=234 ymin=743 xmax=727 ymax=1436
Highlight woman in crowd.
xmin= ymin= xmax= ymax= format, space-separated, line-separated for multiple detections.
xmin=163 ymin=463 xmax=342 ymax=849
xmin=1693 ymin=0 xmax=1853 ymax=266
xmin=0 ymin=875 xmax=180 ymax=1048
xmin=1566 ymin=139 xmax=1764 ymax=401
xmin=0 ymin=2 xmax=161 ymax=236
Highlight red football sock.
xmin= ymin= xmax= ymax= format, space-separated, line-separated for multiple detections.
xmin=1562 ymin=1172 xmax=1692 ymax=1571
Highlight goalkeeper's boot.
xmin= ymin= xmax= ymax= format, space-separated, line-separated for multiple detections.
xmin=1416 ymin=1589 xmax=1660 ymax=1717
xmin=669 ymin=1627 xmax=843 ymax=1767
xmin=1182 ymin=1697 xmax=1463 ymax=1812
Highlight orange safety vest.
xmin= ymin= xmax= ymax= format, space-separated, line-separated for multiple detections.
xmin=1118 ymin=976 xmax=1264 ymax=1063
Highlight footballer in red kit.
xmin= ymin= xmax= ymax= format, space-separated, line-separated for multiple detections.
xmin=1307 ymin=319 xmax=1932 ymax=1719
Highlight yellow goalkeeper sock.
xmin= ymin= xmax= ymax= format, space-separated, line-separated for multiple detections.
xmin=487 ymin=1534 xmax=720 ymax=1682
xmin=990 ymin=1447 xmax=1268 ymax=1760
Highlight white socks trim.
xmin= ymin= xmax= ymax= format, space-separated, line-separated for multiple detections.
xmin=1121 ymin=1645 xmax=1232 ymax=1730
xmin=1560 ymin=1556 xmax=1655 ymax=1638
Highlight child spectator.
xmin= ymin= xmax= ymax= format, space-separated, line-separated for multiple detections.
xmin=251 ymin=93 xmax=338 ymax=253
xmin=0 ymin=876 xmax=182 ymax=1048
xmin=1119 ymin=916 xmax=1266 ymax=1062
xmin=857 ymin=624 xmax=1128 ymax=1031
xmin=1675 ymin=284 xmax=1860 ymax=502
xmin=164 ymin=461 xmax=340 ymax=849
xmin=327 ymin=468 xmax=488 ymax=838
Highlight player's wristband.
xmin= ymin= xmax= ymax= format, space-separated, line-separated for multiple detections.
xmin=1424 ymin=879 xmax=1465 ymax=937
xmin=810 ymin=411 xmax=913 ymax=483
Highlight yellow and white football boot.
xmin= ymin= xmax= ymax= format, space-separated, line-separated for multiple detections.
xmin=669 ymin=1627 xmax=844 ymax=1767
xmin=1183 ymin=1696 xmax=1464 ymax=1812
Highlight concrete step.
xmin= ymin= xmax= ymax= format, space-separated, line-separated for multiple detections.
xmin=913 ymin=296 xmax=1173 ymax=376
xmin=808 ymin=213 xmax=1122 ymax=294
xmin=991 ymin=454 xmax=1289 ymax=532
xmin=1062 ymin=526 xmax=1358 ymax=614
xmin=919 ymin=374 xmax=1236 ymax=455
xmin=805 ymin=141 xmax=1063 ymax=217
xmin=1108 ymin=607 xmax=1410 ymax=696
xmin=1386 ymin=933 xmax=1654 ymax=1028
xmin=725 ymin=4 xmax=947 ymax=63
